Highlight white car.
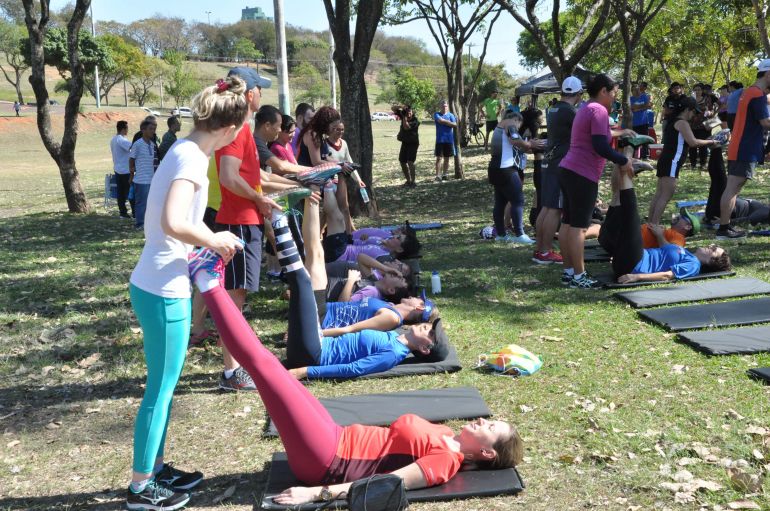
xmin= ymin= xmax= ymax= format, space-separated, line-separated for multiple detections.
xmin=141 ymin=106 xmax=161 ymax=116
xmin=371 ymin=111 xmax=395 ymax=121
xmin=171 ymin=107 xmax=193 ymax=118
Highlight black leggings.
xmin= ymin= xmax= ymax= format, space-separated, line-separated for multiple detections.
xmin=598 ymin=189 xmax=644 ymax=278
xmin=705 ymin=149 xmax=726 ymax=220
xmin=689 ymin=127 xmax=710 ymax=167
xmin=285 ymin=269 xmax=324 ymax=368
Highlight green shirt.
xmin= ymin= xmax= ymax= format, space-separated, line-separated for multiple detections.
xmin=482 ymin=97 xmax=502 ymax=121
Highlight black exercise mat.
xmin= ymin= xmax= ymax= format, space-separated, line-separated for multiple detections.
xmin=266 ymin=387 xmax=490 ymax=437
xmin=678 ymin=326 xmax=770 ymax=355
xmin=260 ymin=452 xmax=525 ymax=510
xmin=314 ymin=344 xmax=462 ymax=380
xmin=596 ymin=270 xmax=735 ymax=288
xmin=747 ymin=367 xmax=770 ymax=383
xmin=584 ymin=247 xmax=611 ymax=262
xmin=638 ymin=297 xmax=770 ymax=332
xmin=616 ymin=277 xmax=770 ymax=308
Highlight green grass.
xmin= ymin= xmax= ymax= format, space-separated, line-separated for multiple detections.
xmin=2 ymin=113 xmax=770 ymax=510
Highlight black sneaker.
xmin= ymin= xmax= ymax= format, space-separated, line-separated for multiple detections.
xmin=126 ymin=480 xmax=189 ymax=511
xmin=569 ymin=273 xmax=602 ymax=289
xmin=716 ymin=225 xmax=746 ymax=240
xmin=561 ymin=272 xmax=573 ymax=285
xmin=155 ymin=463 xmax=203 ymax=491
xmin=219 ymin=366 xmax=257 ymax=391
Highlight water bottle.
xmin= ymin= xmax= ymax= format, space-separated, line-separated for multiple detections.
xmin=359 ymin=187 xmax=370 ymax=204
xmin=431 ymin=271 xmax=442 ymax=294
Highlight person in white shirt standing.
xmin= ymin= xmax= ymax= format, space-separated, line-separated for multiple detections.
xmin=110 ymin=121 xmax=133 ymax=219
xmin=129 ymin=118 xmax=159 ymax=229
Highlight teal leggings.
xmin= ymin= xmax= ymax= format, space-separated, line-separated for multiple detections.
xmin=129 ymin=284 xmax=191 ymax=474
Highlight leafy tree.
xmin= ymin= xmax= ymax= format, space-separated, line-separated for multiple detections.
xmin=386 ymin=0 xmax=504 ymax=176
xmin=129 ymin=56 xmax=164 ymax=106
xmin=752 ymin=0 xmax=770 ymax=55
xmin=163 ymin=50 xmax=199 ymax=107
xmin=377 ymin=68 xmax=436 ymax=115
xmin=22 ymin=25 xmax=113 ymax=79
xmin=21 ymin=0 xmax=91 ymax=213
xmin=0 ymin=20 xmax=29 ymax=102
xmin=495 ymin=0 xmax=614 ymax=83
xmin=84 ymin=34 xmax=144 ymax=105
xmin=232 ymin=37 xmax=262 ymax=63
xmin=297 ymin=82 xmax=330 ymax=108
xmin=0 ymin=0 xmax=29 ymax=23
xmin=128 ymin=17 xmax=191 ymax=57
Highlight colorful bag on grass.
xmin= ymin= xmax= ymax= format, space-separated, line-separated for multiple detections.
xmin=477 ymin=344 xmax=542 ymax=377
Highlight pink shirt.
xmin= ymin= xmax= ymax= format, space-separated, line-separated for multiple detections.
xmin=270 ymin=142 xmax=297 ymax=164
xmin=559 ymin=101 xmax=612 ymax=183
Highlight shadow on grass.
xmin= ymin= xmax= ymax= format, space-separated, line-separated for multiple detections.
xmin=0 ymin=470 xmax=269 ymax=511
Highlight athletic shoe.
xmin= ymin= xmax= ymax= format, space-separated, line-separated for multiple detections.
xmin=289 ymin=163 xmax=342 ymax=187
xmin=188 ymin=329 xmax=218 ymax=348
xmin=716 ymin=225 xmax=747 ymax=240
xmin=155 ymin=463 xmax=203 ymax=491
xmin=188 ymin=248 xmax=225 ymax=286
xmin=561 ymin=272 xmax=573 ymax=285
xmin=267 ymin=186 xmax=311 ymax=210
xmin=632 ymin=160 xmax=654 ymax=175
xmin=219 ymin=366 xmax=257 ymax=391
xmin=569 ymin=272 xmax=602 ymax=289
xmin=495 ymin=234 xmax=517 ymax=243
xmin=126 ymin=480 xmax=189 ymax=511
xmin=510 ymin=234 xmax=535 ymax=245
xmin=532 ymin=251 xmax=563 ymax=264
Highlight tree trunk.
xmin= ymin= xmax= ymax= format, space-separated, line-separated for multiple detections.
xmin=23 ymin=0 xmax=90 ymax=213
xmin=753 ymin=0 xmax=770 ymax=57
xmin=324 ymin=0 xmax=384 ymax=217
xmin=15 ymin=70 xmax=23 ymax=103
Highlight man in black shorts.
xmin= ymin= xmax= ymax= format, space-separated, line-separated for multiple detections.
xmin=481 ymin=89 xmax=503 ymax=150
xmin=533 ymin=76 xmax=583 ymax=265
xmin=433 ymin=100 xmax=458 ymax=181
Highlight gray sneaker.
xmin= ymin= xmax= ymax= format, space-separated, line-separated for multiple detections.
xmin=569 ymin=273 xmax=602 ymax=289
xmin=219 ymin=366 xmax=256 ymax=391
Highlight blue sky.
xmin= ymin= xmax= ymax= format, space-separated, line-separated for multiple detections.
xmin=52 ymin=1 xmax=530 ymax=77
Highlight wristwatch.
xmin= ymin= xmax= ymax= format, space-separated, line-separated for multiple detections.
xmin=319 ymin=486 xmax=333 ymax=501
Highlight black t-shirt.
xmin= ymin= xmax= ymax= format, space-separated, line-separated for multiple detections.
xmin=398 ymin=117 xmax=420 ymax=145
xmin=253 ymin=134 xmax=275 ymax=170
xmin=544 ymin=101 xmax=576 ymax=163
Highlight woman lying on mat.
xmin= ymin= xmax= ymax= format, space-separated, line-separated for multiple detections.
xmin=193 ymin=185 xmax=448 ymax=381
xmin=186 ymin=211 xmax=521 ymax=506
xmin=598 ymin=166 xmax=731 ymax=284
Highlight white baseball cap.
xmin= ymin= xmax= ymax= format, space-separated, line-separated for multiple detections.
xmin=562 ymin=76 xmax=583 ymax=94
xmin=758 ymin=59 xmax=770 ymax=72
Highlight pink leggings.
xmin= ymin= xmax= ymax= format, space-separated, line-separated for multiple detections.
xmin=202 ymin=286 xmax=342 ymax=484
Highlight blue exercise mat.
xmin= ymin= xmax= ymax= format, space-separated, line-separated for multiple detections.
xmin=675 ymin=199 xmax=707 ymax=208
xmin=380 ymin=222 xmax=444 ymax=232
xmin=749 ymin=230 xmax=770 ymax=237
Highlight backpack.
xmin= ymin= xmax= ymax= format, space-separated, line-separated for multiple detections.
xmin=477 ymin=344 xmax=542 ymax=377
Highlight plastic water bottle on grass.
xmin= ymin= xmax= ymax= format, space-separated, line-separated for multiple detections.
xmin=431 ymin=271 xmax=442 ymax=294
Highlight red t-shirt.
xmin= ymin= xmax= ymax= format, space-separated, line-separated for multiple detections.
xmin=214 ymin=123 xmax=263 ymax=225
xmin=324 ymin=414 xmax=464 ymax=486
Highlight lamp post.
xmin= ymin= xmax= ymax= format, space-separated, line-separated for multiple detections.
xmin=90 ymin=2 xmax=100 ymax=108
xmin=206 ymin=11 xmax=211 ymax=24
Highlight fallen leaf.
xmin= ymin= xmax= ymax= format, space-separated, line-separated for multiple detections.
xmin=85 ymin=408 xmax=101 ymax=414
xmin=727 ymin=468 xmax=762 ymax=493
xmin=10 ymin=465 xmax=20 ymax=474
xmin=745 ymin=425 xmax=767 ymax=436
xmin=540 ymin=335 xmax=564 ymax=342
xmin=519 ymin=404 xmax=534 ymax=413
xmin=45 ymin=421 xmax=61 ymax=430
xmin=77 ymin=353 xmax=101 ymax=368
xmin=6 ymin=440 xmax=20 ymax=448
xmin=726 ymin=409 xmax=745 ymax=420
xmin=673 ymin=469 xmax=694 ymax=482
xmin=558 ymin=454 xmax=582 ymax=465
xmin=130 ymin=327 xmax=142 ymax=334
xmin=671 ymin=364 xmax=686 ymax=374
xmin=212 ymin=484 xmax=236 ymax=504
xmin=727 ymin=501 xmax=761 ymax=510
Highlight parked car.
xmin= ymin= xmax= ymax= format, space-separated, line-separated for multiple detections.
xmin=171 ymin=106 xmax=193 ymax=118
xmin=371 ymin=111 xmax=396 ymax=121
xmin=141 ymin=106 xmax=161 ymax=116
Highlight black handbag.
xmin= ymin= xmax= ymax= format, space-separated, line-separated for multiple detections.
xmin=346 ymin=474 xmax=408 ymax=511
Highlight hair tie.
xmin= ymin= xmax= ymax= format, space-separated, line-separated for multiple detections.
xmin=216 ymin=79 xmax=230 ymax=92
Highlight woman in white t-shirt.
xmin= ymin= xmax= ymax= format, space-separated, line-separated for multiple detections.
xmin=125 ymin=76 xmax=263 ymax=511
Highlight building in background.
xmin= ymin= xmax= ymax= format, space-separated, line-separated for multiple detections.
xmin=242 ymin=6 xmax=272 ymax=21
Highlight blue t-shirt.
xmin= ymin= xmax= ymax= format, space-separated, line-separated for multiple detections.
xmin=729 ymin=86 xmax=770 ymax=163
xmin=632 ymin=244 xmax=701 ymax=279
xmin=306 ymin=330 xmax=410 ymax=379
xmin=322 ymin=297 xmax=402 ymax=329
xmin=434 ymin=112 xmax=457 ymax=144
xmin=630 ymin=93 xmax=650 ymax=126
xmin=727 ymin=88 xmax=743 ymax=114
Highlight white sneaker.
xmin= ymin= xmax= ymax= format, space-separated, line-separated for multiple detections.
xmin=511 ymin=234 xmax=535 ymax=245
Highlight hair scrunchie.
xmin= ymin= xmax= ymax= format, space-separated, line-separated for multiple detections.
xmin=216 ymin=79 xmax=230 ymax=92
